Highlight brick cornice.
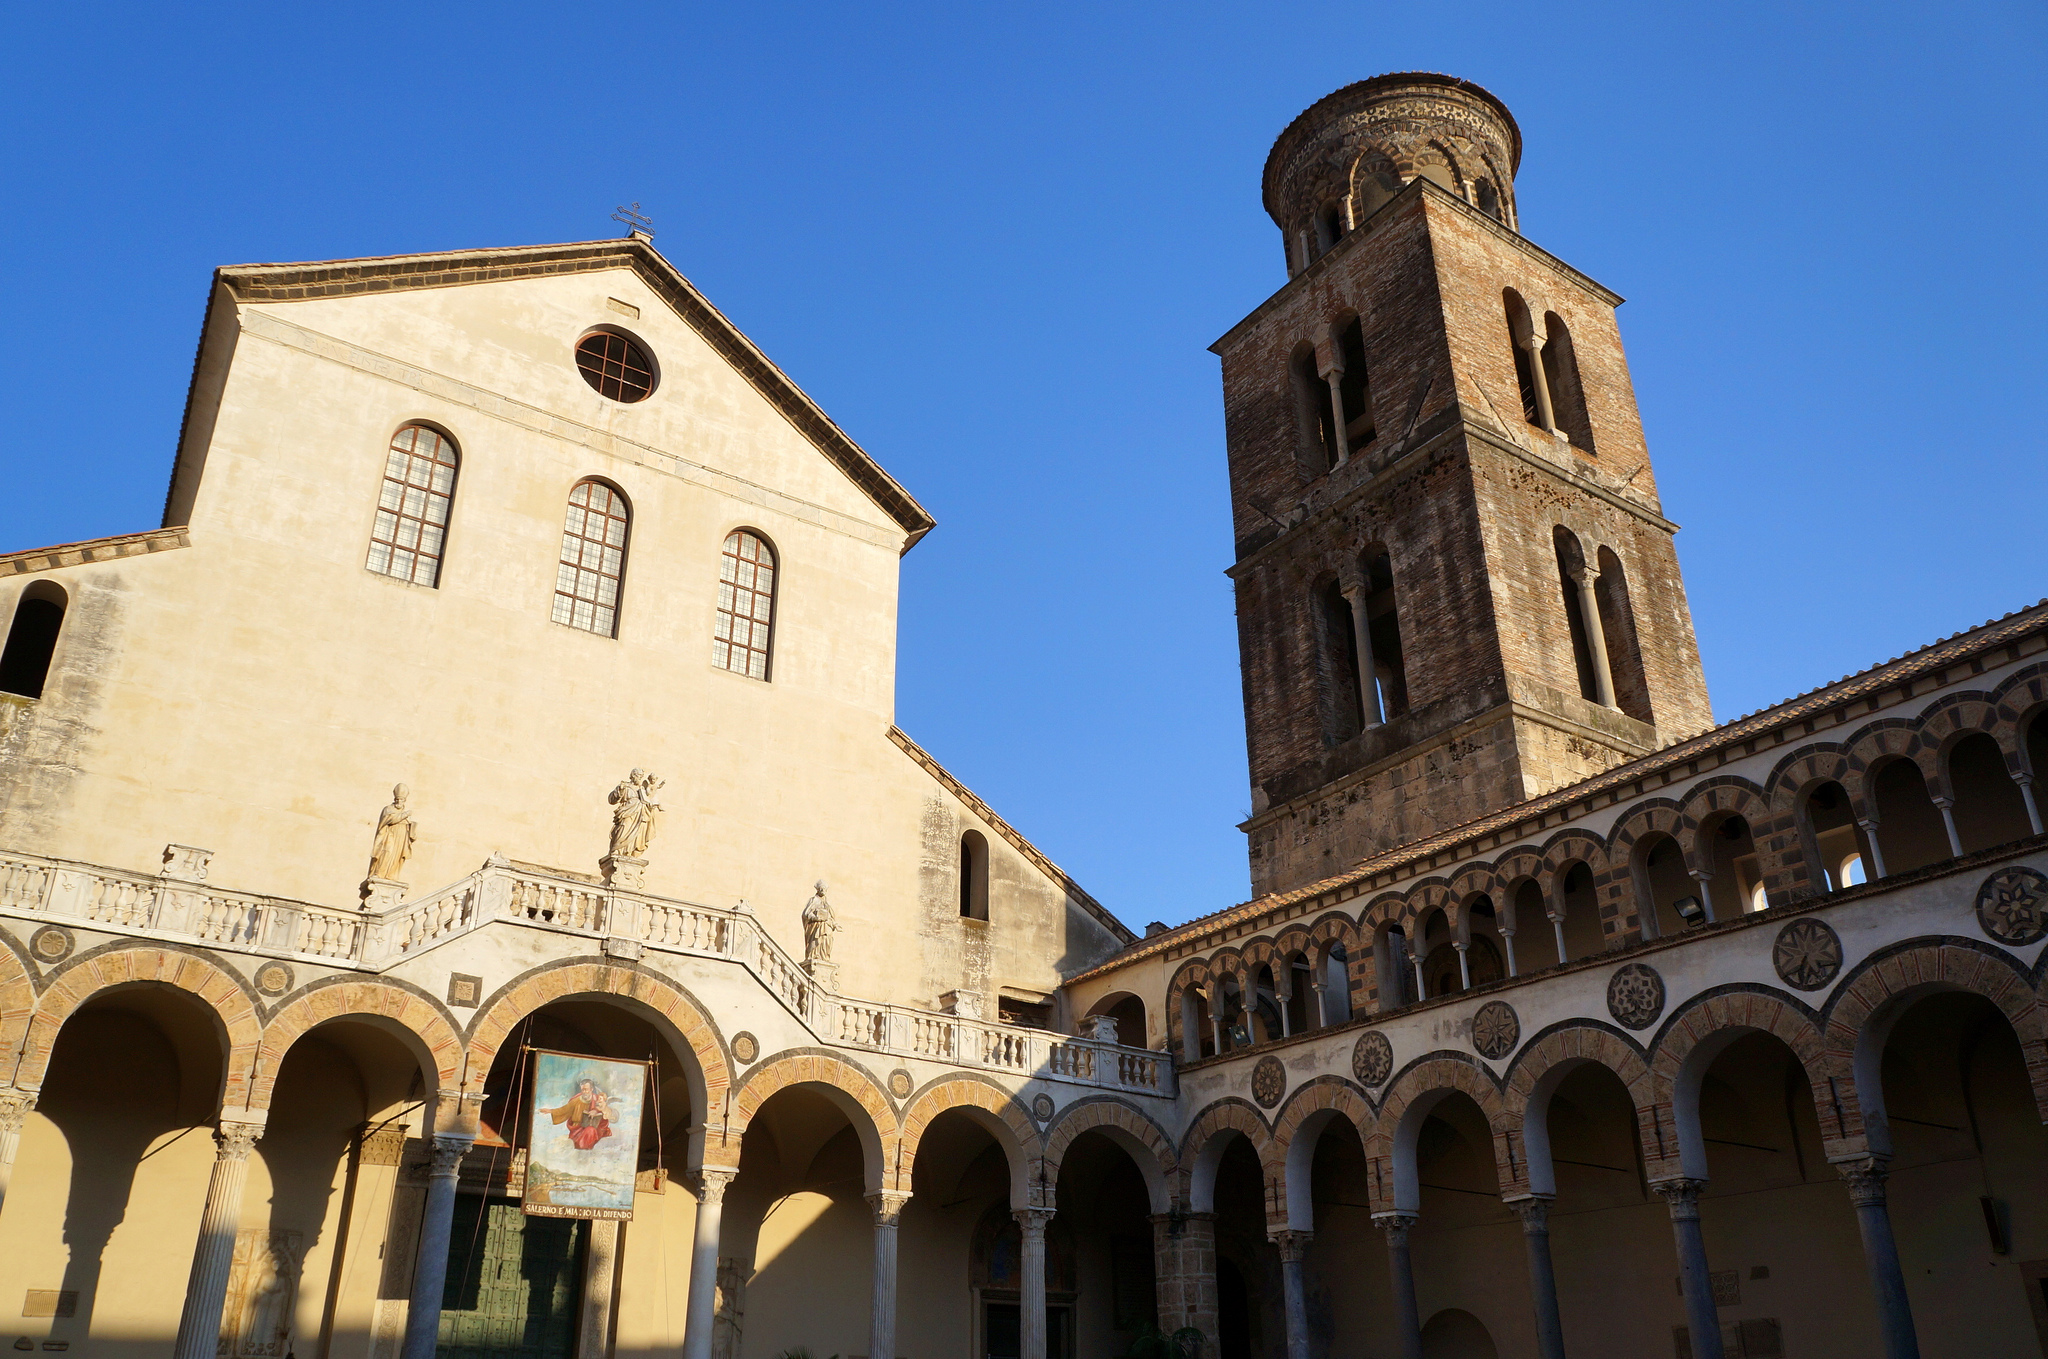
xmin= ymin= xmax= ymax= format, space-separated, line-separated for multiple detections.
xmin=0 ymin=526 xmax=190 ymax=576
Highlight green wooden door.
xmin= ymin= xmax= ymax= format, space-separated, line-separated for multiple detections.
xmin=436 ymin=1197 xmax=587 ymax=1359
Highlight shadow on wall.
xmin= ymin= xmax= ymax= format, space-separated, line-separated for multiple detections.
xmin=1421 ymin=1307 xmax=1498 ymax=1358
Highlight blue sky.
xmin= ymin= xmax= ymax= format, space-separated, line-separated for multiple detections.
xmin=2 ymin=2 xmax=2042 ymax=927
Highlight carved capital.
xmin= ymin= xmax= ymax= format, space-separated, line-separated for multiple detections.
xmin=1505 ymin=1194 xmax=1553 ymax=1234
xmin=695 ymin=1166 xmax=738 ymax=1206
xmin=868 ymin=1190 xmax=912 ymax=1227
xmin=1371 ymin=1210 xmax=1418 ymax=1247
xmin=1269 ymin=1229 xmax=1314 ymax=1263
xmin=1012 ymin=1207 xmax=1056 ymax=1239
xmin=216 ymin=1121 xmax=264 ymax=1159
xmin=1651 ymin=1177 xmax=1706 ymax=1221
xmin=0 ymin=1089 xmax=38 ymax=1135
xmin=1835 ymin=1155 xmax=1890 ymax=1209
xmin=428 ymin=1135 xmax=474 ymax=1177
xmin=1564 ymin=562 xmax=1599 ymax=587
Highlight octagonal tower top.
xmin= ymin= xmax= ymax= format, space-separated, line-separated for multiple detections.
xmin=1264 ymin=72 xmax=1522 ymax=275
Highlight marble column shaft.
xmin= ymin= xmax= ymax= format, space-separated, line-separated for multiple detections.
xmin=1508 ymin=1196 xmax=1566 ymax=1359
xmin=868 ymin=1191 xmax=910 ymax=1359
xmin=0 ymin=1089 xmax=38 ymax=1217
xmin=683 ymin=1168 xmax=737 ymax=1359
xmin=1373 ymin=1212 xmax=1423 ymax=1359
xmin=171 ymin=1121 xmax=263 ymax=1359
xmin=1654 ymin=1179 xmax=1724 ymax=1359
xmin=1271 ymin=1230 xmax=1313 ymax=1359
xmin=1015 ymin=1207 xmax=1055 ymax=1359
xmin=400 ymin=1135 xmax=475 ymax=1359
xmin=1838 ymin=1158 xmax=1921 ymax=1359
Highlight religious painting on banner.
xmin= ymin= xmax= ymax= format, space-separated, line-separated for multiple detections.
xmin=522 ymin=1050 xmax=648 ymax=1220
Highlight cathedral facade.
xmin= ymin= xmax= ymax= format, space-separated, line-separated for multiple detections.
xmin=0 ymin=72 xmax=2041 ymax=1359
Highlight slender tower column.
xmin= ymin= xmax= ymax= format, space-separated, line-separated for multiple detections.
xmin=867 ymin=1191 xmax=911 ymax=1359
xmin=0 ymin=1088 xmax=38 ymax=1216
xmin=1411 ymin=955 xmax=1427 ymax=1004
xmin=1454 ymin=941 xmax=1472 ymax=990
xmin=1308 ymin=976 xmax=1327 ymax=1026
xmin=1857 ymin=818 xmax=1888 ymax=879
xmin=1324 ymin=364 xmax=1353 ymax=467
xmin=682 ymin=1168 xmax=737 ymax=1359
xmin=1015 ymin=1207 xmax=1055 ymax=1359
xmin=1567 ymin=564 xmax=1617 ymax=709
xmin=2014 ymin=772 xmax=2044 ymax=836
xmin=399 ymin=1135 xmax=475 ymax=1359
xmin=1930 ymin=797 xmax=1965 ymax=858
xmin=1653 ymin=1179 xmax=1724 ymax=1359
xmin=171 ymin=1120 xmax=264 ymax=1359
xmin=1522 ymin=334 xmax=1557 ymax=433
xmin=1271 ymin=1230 xmax=1314 ymax=1359
xmin=1837 ymin=1157 xmax=1921 ymax=1359
xmin=1508 ymin=1195 xmax=1566 ymax=1359
xmin=1341 ymin=583 xmax=1384 ymax=727
xmin=1373 ymin=1211 xmax=1423 ymax=1359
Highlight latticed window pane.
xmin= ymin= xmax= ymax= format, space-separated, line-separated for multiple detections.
xmin=553 ymin=481 xmax=630 ymax=636
xmin=366 ymin=425 xmax=459 ymax=586
xmin=714 ymin=531 xmax=776 ymax=680
xmin=574 ymin=332 xmax=655 ymax=403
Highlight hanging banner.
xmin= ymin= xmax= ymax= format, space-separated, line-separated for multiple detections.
xmin=522 ymin=1050 xmax=648 ymax=1220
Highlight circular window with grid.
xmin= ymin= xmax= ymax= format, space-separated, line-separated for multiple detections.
xmin=574 ymin=331 xmax=656 ymax=403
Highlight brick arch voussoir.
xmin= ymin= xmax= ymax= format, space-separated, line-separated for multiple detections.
xmin=1504 ymin=1022 xmax=1654 ymax=1117
xmin=251 ymin=978 xmax=465 ymax=1112
xmin=898 ymin=1075 xmax=1043 ymax=1183
xmin=1358 ymin=894 xmax=1407 ymax=936
xmin=1649 ymin=986 xmax=1838 ymax=1110
xmin=463 ymin=960 xmax=730 ymax=1109
xmin=1916 ymin=697 xmax=2018 ymax=789
xmin=1538 ymin=828 xmax=1609 ymax=878
xmin=1271 ymin=1074 xmax=1375 ymax=1155
xmin=1991 ymin=665 xmax=2048 ymax=736
xmin=14 ymin=947 xmax=263 ymax=1103
xmin=1239 ymin=938 xmax=1282 ymax=980
xmin=1606 ymin=799 xmax=1688 ymax=859
xmin=0 ymin=940 xmax=33 ymax=1088
xmin=1041 ymin=1096 xmax=1177 ymax=1189
xmin=1378 ymin=1054 xmax=1509 ymax=1136
xmin=1844 ymin=720 xmax=1934 ymax=800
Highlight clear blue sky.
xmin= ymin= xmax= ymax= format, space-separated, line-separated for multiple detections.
xmin=2 ymin=2 xmax=2042 ymax=927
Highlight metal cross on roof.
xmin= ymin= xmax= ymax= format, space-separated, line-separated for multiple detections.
xmin=610 ymin=202 xmax=654 ymax=237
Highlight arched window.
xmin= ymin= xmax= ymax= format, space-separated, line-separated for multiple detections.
xmin=553 ymin=480 xmax=630 ymax=637
xmin=0 ymin=581 xmax=67 ymax=700
xmin=1315 ymin=202 xmax=1346 ymax=255
xmin=1541 ymin=313 xmax=1596 ymax=454
xmin=1553 ymin=527 xmax=1602 ymax=704
xmin=958 ymin=829 xmax=989 ymax=921
xmin=1474 ymin=179 xmax=1502 ymax=221
xmin=1315 ymin=580 xmax=1364 ymax=744
xmin=1291 ymin=344 xmax=1340 ymax=475
xmin=367 ymin=424 xmax=458 ymax=587
xmin=714 ymin=530 xmax=777 ymax=679
xmin=1801 ymin=781 xmax=1873 ymax=891
xmin=1360 ymin=547 xmax=1410 ymax=718
xmin=1593 ymin=547 xmax=1652 ymax=724
xmin=1635 ymin=833 xmax=1705 ymax=937
xmin=1503 ymin=290 xmax=1542 ymax=426
xmin=1335 ymin=317 xmax=1375 ymax=450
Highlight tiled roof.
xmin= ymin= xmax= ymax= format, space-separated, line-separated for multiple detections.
xmin=1066 ymin=596 xmax=2048 ymax=984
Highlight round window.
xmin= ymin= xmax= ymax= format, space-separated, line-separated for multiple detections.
xmin=575 ymin=331 xmax=656 ymax=403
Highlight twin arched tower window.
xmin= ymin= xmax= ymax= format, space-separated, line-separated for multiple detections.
xmin=1502 ymin=291 xmax=1596 ymax=455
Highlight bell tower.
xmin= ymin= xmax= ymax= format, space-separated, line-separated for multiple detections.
xmin=1218 ymin=73 xmax=1713 ymax=899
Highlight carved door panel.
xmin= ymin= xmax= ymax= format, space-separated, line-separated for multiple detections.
xmin=436 ymin=1197 xmax=585 ymax=1359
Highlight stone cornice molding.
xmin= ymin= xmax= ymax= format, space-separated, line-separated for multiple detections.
xmin=0 ymin=526 xmax=190 ymax=577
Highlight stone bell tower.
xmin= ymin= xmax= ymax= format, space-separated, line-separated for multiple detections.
xmin=1219 ymin=73 xmax=1713 ymax=899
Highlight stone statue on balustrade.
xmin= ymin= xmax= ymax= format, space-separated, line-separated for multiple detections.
xmin=362 ymin=783 xmax=415 ymax=910
xmin=801 ymin=881 xmax=839 ymax=990
xmin=602 ymin=769 xmax=663 ymax=888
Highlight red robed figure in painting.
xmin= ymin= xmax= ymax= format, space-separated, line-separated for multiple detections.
xmin=544 ymin=1076 xmax=613 ymax=1150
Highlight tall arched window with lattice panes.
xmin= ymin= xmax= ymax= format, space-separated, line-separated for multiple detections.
xmin=715 ymin=530 xmax=777 ymax=679
xmin=553 ymin=480 xmax=630 ymax=636
xmin=367 ymin=424 xmax=458 ymax=586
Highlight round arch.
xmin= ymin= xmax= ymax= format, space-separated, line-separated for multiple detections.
xmin=1373 ymin=1057 xmax=1508 ymax=1213
xmin=729 ymin=1048 xmax=900 ymax=1192
xmin=899 ymin=1076 xmax=1043 ymax=1206
xmin=1041 ymin=1096 xmax=1175 ymax=1213
xmin=1176 ymin=1099 xmax=1272 ymax=1213
xmin=1271 ymin=1076 xmax=1374 ymax=1231
xmin=1505 ymin=1024 xmax=1653 ymax=1195
xmin=1651 ymin=988 xmax=1838 ymax=1177
xmin=250 ymin=978 xmax=466 ymax=1115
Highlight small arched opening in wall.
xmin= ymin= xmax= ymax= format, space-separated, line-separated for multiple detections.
xmin=1085 ymin=991 xmax=1148 ymax=1049
xmin=1359 ymin=545 xmax=1410 ymax=719
xmin=0 ymin=579 xmax=68 ymax=700
xmin=1315 ymin=200 xmax=1347 ymax=255
xmin=1507 ymin=877 xmax=1547 ymax=972
xmin=1552 ymin=528 xmax=1602 ymax=704
xmin=1322 ymin=943 xmax=1355 ymax=1024
xmin=1801 ymin=780 xmax=1873 ymax=890
xmin=1503 ymin=289 xmax=1541 ymax=426
xmin=1555 ymin=861 xmax=1604 ymax=962
xmin=1418 ymin=908 xmax=1461 ymax=997
xmin=959 ymin=828 xmax=990 ymax=920
xmin=1868 ymin=756 xmax=1949 ymax=876
xmin=1283 ymin=949 xmax=1316 ymax=1036
xmin=1248 ymin=963 xmax=1284 ymax=1044
xmin=1290 ymin=342 xmax=1340 ymax=476
xmin=1459 ymin=895 xmax=1508 ymax=989
xmin=1375 ymin=922 xmax=1417 ymax=1011
xmin=1632 ymin=832 xmax=1703 ymax=937
xmin=1540 ymin=312 xmax=1596 ymax=455
xmin=1314 ymin=576 xmax=1366 ymax=745
xmin=1945 ymin=731 xmax=2032 ymax=853
xmin=1333 ymin=314 xmax=1375 ymax=453
xmin=1047 ymin=1112 xmax=1174 ymax=1355
xmin=1592 ymin=547 xmax=1652 ymax=725
xmin=1696 ymin=810 xmax=1765 ymax=917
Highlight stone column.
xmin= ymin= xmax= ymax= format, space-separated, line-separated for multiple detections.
xmin=1931 ymin=797 xmax=1965 ymax=859
xmin=171 ymin=1120 xmax=263 ymax=1359
xmin=1653 ymin=1179 xmax=1724 ymax=1359
xmin=400 ymin=1135 xmax=475 ymax=1359
xmin=1522 ymin=334 xmax=1557 ymax=433
xmin=1271 ymin=1230 xmax=1314 ymax=1359
xmin=1549 ymin=912 xmax=1569 ymax=965
xmin=1568 ymin=565 xmax=1617 ymax=709
xmin=1341 ymin=583 xmax=1383 ymax=727
xmin=1308 ymin=977 xmax=1327 ymax=1027
xmin=1687 ymin=868 xmax=1719 ymax=924
xmin=867 ymin=1191 xmax=910 ymax=1359
xmin=578 ymin=1219 xmax=620 ymax=1359
xmin=1411 ymin=956 xmax=1428 ymax=1004
xmin=1373 ymin=1211 xmax=1423 ymax=1359
xmin=1323 ymin=365 xmax=1352 ymax=467
xmin=1837 ymin=1157 xmax=1920 ymax=1359
xmin=1454 ymin=941 xmax=1472 ymax=990
xmin=1857 ymin=818 xmax=1888 ymax=879
xmin=1500 ymin=925 xmax=1518 ymax=978
xmin=2014 ymin=772 xmax=2044 ymax=836
xmin=683 ymin=1168 xmax=737 ymax=1359
xmin=1508 ymin=1196 xmax=1566 ymax=1359
xmin=0 ymin=1088 xmax=38 ymax=1216
xmin=1151 ymin=1211 xmax=1218 ymax=1355
xmin=1015 ymin=1207 xmax=1055 ymax=1359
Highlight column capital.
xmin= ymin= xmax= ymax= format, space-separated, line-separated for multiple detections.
xmin=1931 ymin=795 xmax=1956 ymax=811
xmin=1564 ymin=561 xmax=1599 ymax=586
xmin=867 ymin=1190 xmax=912 ymax=1227
xmin=1520 ymin=332 xmax=1547 ymax=353
xmin=1650 ymin=1176 xmax=1706 ymax=1219
xmin=1370 ymin=1210 xmax=1418 ymax=1245
xmin=216 ymin=1120 xmax=264 ymax=1159
xmin=427 ymin=1134 xmax=473 ymax=1177
xmin=694 ymin=1166 xmax=738 ymax=1205
xmin=1269 ymin=1229 xmax=1314 ymax=1263
xmin=1503 ymin=1194 xmax=1554 ymax=1232
xmin=1833 ymin=1154 xmax=1891 ymax=1208
xmin=1012 ymin=1206 xmax=1056 ymax=1236
xmin=0 ymin=1088 xmax=37 ymax=1133
xmin=2014 ymin=770 xmax=2036 ymax=788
